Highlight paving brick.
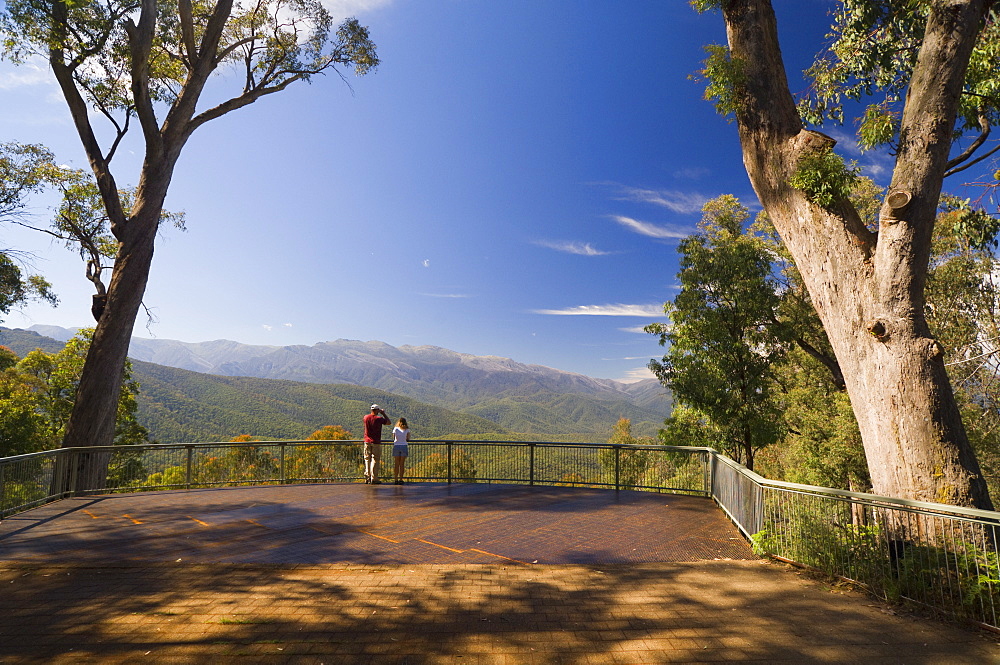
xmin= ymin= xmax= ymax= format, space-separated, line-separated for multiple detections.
xmin=0 ymin=485 xmax=998 ymax=664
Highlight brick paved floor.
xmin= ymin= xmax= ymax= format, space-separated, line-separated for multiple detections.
xmin=0 ymin=484 xmax=998 ymax=664
xmin=0 ymin=484 xmax=753 ymax=564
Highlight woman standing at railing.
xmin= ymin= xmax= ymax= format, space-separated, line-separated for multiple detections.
xmin=392 ymin=418 xmax=411 ymax=485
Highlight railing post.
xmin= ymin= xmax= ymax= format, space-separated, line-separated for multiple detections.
xmin=708 ymin=452 xmax=716 ymax=501
xmin=0 ymin=462 xmax=6 ymax=515
xmin=614 ymin=446 xmax=621 ymax=491
xmin=279 ymin=442 xmax=286 ymax=485
xmin=185 ymin=445 xmax=194 ymax=489
xmin=68 ymin=450 xmax=80 ymax=497
xmin=447 ymin=442 xmax=453 ymax=484
xmin=529 ymin=443 xmax=535 ymax=486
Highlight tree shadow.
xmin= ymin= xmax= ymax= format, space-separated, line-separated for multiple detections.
xmin=1 ymin=561 xmax=995 ymax=663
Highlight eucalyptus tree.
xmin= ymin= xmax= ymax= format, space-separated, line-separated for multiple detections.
xmin=13 ymin=167 xmax=185 ymax=321
xmin=692 ymin=0 xmax=999 ymax=508
xmin=648 ymin=196 xmax=787 ymax=470
xmin=1 ymin=0 xmax=379 ymax=463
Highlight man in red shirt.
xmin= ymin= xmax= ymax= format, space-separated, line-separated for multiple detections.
xmin=363 ymin=404 xmax=390 ymax=484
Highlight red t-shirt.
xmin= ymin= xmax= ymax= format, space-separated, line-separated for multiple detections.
xmin=363 ymin=413 xmax=390 ymax=443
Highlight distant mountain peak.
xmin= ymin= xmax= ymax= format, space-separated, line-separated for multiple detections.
xmin=14 ymin=324 xmax=671 ymax=435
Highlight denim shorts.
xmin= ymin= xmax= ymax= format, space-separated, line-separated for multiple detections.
xmin=392 ymin=444 xmax=408 ymax=458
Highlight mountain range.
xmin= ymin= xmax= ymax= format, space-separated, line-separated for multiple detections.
xmin=3 ymin=325 xmax=672 ymax=441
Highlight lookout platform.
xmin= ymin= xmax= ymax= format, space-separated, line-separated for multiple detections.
xmin=0 ymin=483 xmax=997 ymax=663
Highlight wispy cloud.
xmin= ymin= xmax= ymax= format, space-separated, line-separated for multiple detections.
xmin=824 ymin=128 xmax=894 ymax=182
xmin=0 ymin=60 xmax=53 ymax=90
xmin=618 ymin=324 xmax=659 ymax=333
xmin=322 ymin=0 xmax=394 ymax=18
xmin=534 ymin=240 xmax=611 ymax=256
xmin=825 ymin=128 xmax=863 ymax=156
xmin=618 ymin=366 xmax=656 ymax=383
xmin=612 ymin=215 xmax=693 ymax=239
xmin=420 ymin=293 xmax=471 ymax=299
xmin=614 ymin=187 xmax=709 ymax=214
xmin=422 ymin=259 xmax=431 ymax=268
xmin=533 ymin=303 xmax=664 ymax=317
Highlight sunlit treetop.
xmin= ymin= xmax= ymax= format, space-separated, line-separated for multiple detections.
xmin=0 ymin=0 xmax=378 ymax=144
xmin=799 ymin=1 xmax=1000 ymax=157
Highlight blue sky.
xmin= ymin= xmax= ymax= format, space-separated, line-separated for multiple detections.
xmin=2 ymin=1 xmax=866 ymax=381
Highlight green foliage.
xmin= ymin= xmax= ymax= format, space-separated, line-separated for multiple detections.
xmin=753 ymin=507 xmax=1000 ymax=618
xmin=32 ymin=167 xmax=186 ymax=304
xmin=923 ymin=202 xmax=1000 ymax=497
xmin=940 ymin=197 xmax=1000 ymax=251
xmin=795 ymin=1 xmax=1000 ymax=152
xmin=788 ymin=147 xmax=861 ymax=209
xmin=411 ymin=450 xmax=478 ymax=482
xmin=130 ymin=359 xmax=510 ymax=443
xmin=857 ymin=102 xmax=899 ymax=150
xmin=0 ymin=329 xmax=148 ymax=456
xmin=693 ymin=44 xmax=748 ymax=119
xmin=770 ymin=349 xmax=869 ymax=490
xmin=599 ymin=417 xmax=653 ymax=488
xmin=0 ymin=142 xmax=60 ymax=319
xmin=0 ymin=0 xmax=380 ymax=108
xmin=689 ymin=0 xmax=722 ymax=12
xmin=649 ymin=196 xmax=787 ymax=469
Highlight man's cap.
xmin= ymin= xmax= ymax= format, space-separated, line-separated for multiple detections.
xmin=371 ymin=404 xmax=380 ymax=410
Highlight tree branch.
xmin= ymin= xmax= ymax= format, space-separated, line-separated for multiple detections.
xmin=48 ymin=2 xmax=127 ymax=237
xmin=124 ymin=0 xmax=163 ymax=163
xmin=946 ymin=112 xmax=991 ymax=172
xmin=177 ymin=0 xmax=198 ymax=65
xmin=945 ymin=141 xmax=1000 ymax=178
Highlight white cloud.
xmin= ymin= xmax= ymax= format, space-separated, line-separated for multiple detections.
xmin=614 ymin=187 xmax=709 ymax=214
xmin=420 ymin=293 xmax=471 ymax=299
xmin=825 ymin=129 xmax=862 ymax=156
xmin=0 ymin=60 xmax=54 ymax=90
xmin=283 ymin=323 xmax=293 ymax=328
xmin=322 ymin=0 xmax=394 ymax=18
xmin=533 ymin=303 xmax=664 ymax=317
xmin=262 ymin=324 xmax=273 ymax=331
xmin=422 ymin=259 xmax=431 ymax=268
xmin=618 ymin=366 xmax=656 ymax=383
xmin=534 ymin=240 xmax=610 ymax=256
xmin=619 ymin=324 xmax=659 ymax=333
xmin=612 ymin=215 xmax=693 ymax=239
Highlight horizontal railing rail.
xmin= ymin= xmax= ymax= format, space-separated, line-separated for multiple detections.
xmin=2 ymin=438 xmax=999 ymax=631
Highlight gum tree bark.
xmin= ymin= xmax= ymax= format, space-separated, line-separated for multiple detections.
xmin=718 ymin=0 xmax=992 ymax=508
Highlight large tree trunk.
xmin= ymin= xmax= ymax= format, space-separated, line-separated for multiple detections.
xmin=59 ymin=182 xmax=168 ymax=491
xmin=720 ymin=0 xmax=993 ymax=508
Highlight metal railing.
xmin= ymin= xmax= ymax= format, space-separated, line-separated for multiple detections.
xmin=2 ymin=439 xmax=1000 ymax=631
xmin=0 ymin=440 xmax=710 ymax=519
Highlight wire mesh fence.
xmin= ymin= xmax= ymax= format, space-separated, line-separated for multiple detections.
xmin=3 ymin=439 xmax=1000 ymax=629
xmin=710 ymin=451 xmax=1000 ymax=631
xmin=0 ymin=440 xmax=710 ymax=517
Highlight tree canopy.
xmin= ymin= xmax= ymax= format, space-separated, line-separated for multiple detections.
xmin=648 ymin=196 xmax=786 ymax=470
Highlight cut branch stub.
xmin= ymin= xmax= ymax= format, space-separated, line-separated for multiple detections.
xmin=881 ymin=190 xmax=913 ymax=226
xmin=887 ymin=190 xmax=913 ymax=211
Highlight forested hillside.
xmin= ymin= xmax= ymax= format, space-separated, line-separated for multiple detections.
xmin=6 ymin=327 xmax=669 ymax=439
xmin=131 ymin=361 xmax=515 ymax=443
